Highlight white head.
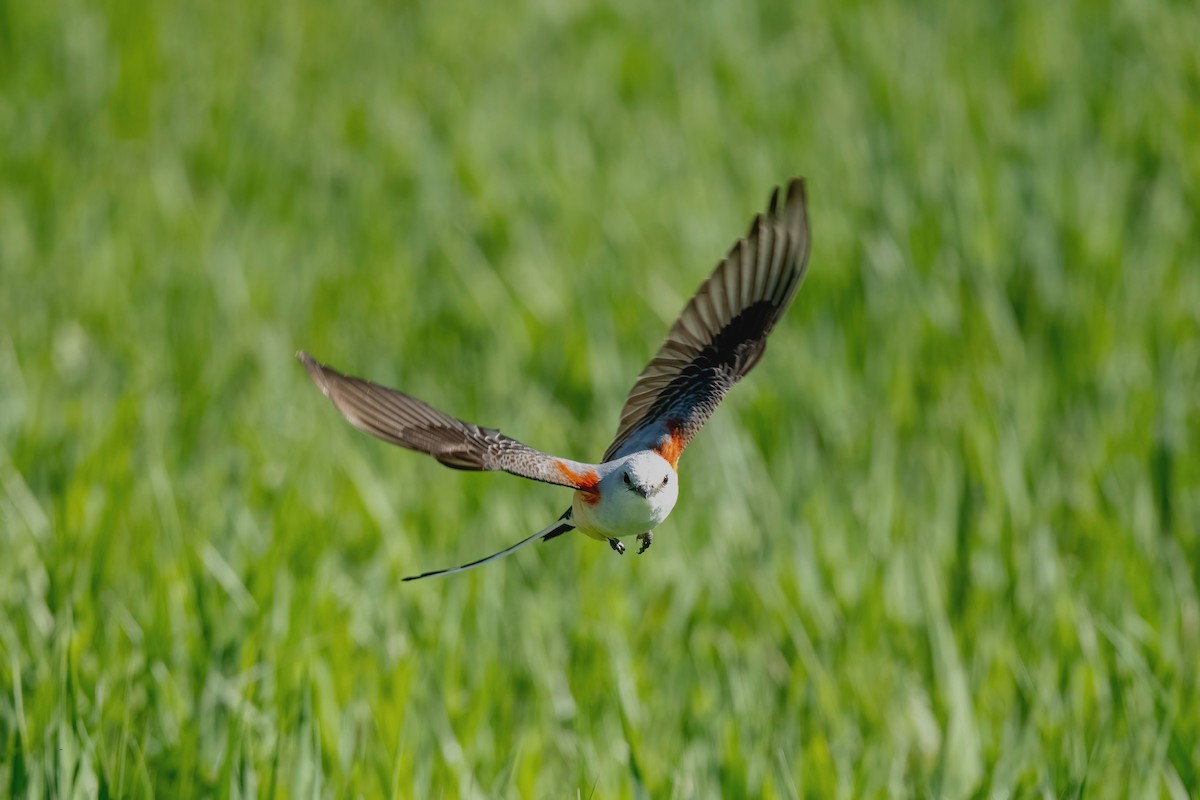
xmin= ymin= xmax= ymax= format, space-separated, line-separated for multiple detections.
xmin=616 ymin=450 xmax=676 ymax=500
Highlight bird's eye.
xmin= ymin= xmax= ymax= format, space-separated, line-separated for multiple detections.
xmin=623 ymin=473 xmax=631 ymax=485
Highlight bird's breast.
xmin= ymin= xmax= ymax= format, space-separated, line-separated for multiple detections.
xmin=571 ymin=483 xmax=677 ymax=540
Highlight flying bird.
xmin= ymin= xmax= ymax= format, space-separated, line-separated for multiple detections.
xmin=299 ymin=177 xmax=811 ymax=580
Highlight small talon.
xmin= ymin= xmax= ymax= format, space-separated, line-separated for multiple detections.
xmin=608 ymin=537 xmax=625 ymax=554
xmin=636 ymin=531 xmax=652 ymax=555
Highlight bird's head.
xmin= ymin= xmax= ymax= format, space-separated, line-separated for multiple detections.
xmin=617 ymin=451 xmax=675 ymax=499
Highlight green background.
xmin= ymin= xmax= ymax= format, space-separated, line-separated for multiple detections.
xmin=2 ymin=0 xmax=1198 ymax=796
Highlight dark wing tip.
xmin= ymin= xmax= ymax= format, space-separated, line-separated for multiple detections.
xmin=744 ymin=176 xmax=807 ymax=251
xmin=782 ymin=178 xmax=808 ymax=225
xmin=744 ymin=212 xmax=763 ymax=243
xmin=767 ymin=177 xmax=805 ymax=214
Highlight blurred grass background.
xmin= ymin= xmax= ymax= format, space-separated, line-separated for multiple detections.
xmin=1 ymin=0 xmax=1199 ymax=795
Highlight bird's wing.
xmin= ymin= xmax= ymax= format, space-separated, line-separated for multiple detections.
xmin=299 ymin=352 xmax=602 ymax=491
xmin=602 ymin=177 xmax=811 ymax=464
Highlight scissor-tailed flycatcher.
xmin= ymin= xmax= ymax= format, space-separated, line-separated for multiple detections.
xmin=299 ymin=177 xmax=810 ymax=580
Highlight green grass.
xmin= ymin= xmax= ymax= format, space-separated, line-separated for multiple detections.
xmin=2 ymin=0 xmax=1199 ymax=795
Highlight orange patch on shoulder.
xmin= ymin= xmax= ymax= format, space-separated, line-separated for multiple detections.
xmin=655 ymin=424 xmax=686 ymax=470
xmin=556 ymin=460 xmax=600 ymax=493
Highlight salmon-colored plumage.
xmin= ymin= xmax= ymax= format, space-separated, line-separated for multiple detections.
xmin=556 ymin=460 xmax=600 ymax=492
xmin=655 ymin=424 xmax=685 ymax=470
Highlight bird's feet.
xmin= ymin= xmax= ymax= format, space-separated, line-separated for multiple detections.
xmin=636 ymin=531 xmax=652 ymax=555
xmin=608 ymin=537 xmax=625 ymax=555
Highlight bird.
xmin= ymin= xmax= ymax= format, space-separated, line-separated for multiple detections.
xmin=298 ymin=177 xmax=811 ymax=581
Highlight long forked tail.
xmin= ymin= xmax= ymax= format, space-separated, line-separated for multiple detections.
xmin=402 ymin=509 xmax=575 ymax=582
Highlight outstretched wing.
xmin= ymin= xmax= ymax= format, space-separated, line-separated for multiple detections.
xmin=603 ymin=177 xmax=811 ymax=463
xmin=298 ymin=352 xmax=601 ymax=491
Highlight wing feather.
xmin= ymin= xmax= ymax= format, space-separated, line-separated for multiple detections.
xmin=602 ymin=178 xmax=811 ymax=463
xmin=298 ymin=352 xmax=600 ymax=491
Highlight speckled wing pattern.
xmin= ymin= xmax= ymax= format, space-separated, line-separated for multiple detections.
xmin=298 ymin=352 xmax=599 ymax=490
xmin=602 ymin=178 xmax=811 ymax=463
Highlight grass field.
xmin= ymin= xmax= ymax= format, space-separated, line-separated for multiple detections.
xmin=2 ymin=0 xmax=1199 ymax=796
